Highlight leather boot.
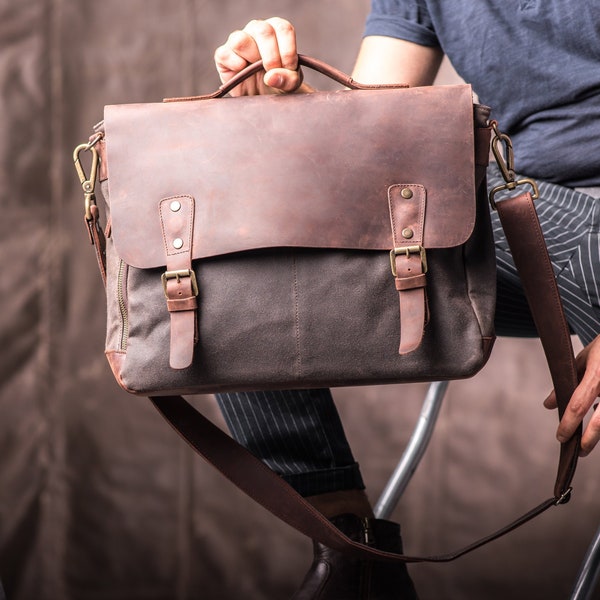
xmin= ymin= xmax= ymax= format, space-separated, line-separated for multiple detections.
xmin=291 ymin=514 xmax=418 ymax=600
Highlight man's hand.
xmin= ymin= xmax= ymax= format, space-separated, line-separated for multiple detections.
xmin=214 ymin=17 xmax=304 ymax=96
xmin=544 ymin=334 xmax=600 ymax=456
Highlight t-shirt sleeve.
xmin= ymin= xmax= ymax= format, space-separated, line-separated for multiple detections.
xmin=363 ymin=0 xmax=440 ymax=47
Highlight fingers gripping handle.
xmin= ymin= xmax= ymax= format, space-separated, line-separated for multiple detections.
xmin=164 ymin=54 xmax=409 ymax=102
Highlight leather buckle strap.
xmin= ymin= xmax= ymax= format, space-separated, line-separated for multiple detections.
xmin=388 ymin=184 xmax=428 ymax=355
xmin=159 ymin=195 xmax=198 ymax=370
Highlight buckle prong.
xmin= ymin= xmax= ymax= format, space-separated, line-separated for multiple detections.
xmin=390 ymin=245 xmax=428 ymax=277
xmin=161 ymin=269 xmax=199 ymax=297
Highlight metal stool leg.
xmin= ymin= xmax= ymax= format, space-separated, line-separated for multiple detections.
xmin=571 ymin=525 xmax=600 ymax=600
xmin=374 ymin=381 xmax=448 ymax=520
xmin=373 ymin=380 xmax=600 ymax=599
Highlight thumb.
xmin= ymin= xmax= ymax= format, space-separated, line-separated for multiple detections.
xmin=264 ymin=67 xmax=303 ymax=93
xmin=544 ymin=389 xmax=557 ymax=409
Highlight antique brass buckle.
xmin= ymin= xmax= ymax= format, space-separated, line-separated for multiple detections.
xmin=489 ymin=121 xmax=539 ymax=209
xmin=161 ymin=269 xmax=199 ymax=298
xmin=389 ymin=245 xmax=428 ymax=277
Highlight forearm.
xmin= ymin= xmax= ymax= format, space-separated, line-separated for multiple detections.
xmin=352 ymin=36 xmax=443 ymax=87
xmin=295 ymin=37 xmax=442 ymax=95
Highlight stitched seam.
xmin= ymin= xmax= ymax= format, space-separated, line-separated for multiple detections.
xmin=525 ymin=199 xmax=575 ymax=377
xmin=388 ymin=184 xmax=400 ymax=246
xmin=292 ymin=252 xmax=303 ymax=378
xmin=416 ymin=185 xmax=425 ymax=243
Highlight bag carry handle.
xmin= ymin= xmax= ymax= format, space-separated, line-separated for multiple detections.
xmin=163 ymin=54 xmax=409 ymax=103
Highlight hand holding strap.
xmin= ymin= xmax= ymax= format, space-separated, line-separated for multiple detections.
xmin=163 ymin=54 xmax=409 ymax=103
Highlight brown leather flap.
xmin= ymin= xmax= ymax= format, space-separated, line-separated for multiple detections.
xmin=104 ymin=84 xmax=480 ymax=269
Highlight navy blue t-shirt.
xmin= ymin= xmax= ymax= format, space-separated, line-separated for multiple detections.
xmin=364 ymin=0 xmax=600 ymax=187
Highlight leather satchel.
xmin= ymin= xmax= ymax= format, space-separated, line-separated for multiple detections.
xmin=74 ymin=56 xmax=581 ymax=563
xmin=81 ymin=56 xmax=497 ymax=394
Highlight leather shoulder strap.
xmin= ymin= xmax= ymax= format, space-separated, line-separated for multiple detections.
xmin=151 ymin=393 xmax=558 ymax=563
xmin=75 ymin=55 xmax=581 ymax=562
xmin=151 ymin=192 xmax=580 ymax=562
xmin=495 ymin=191 xmax=580 ymax=499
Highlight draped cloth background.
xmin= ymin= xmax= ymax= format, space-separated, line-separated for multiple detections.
xmin=0 ymin=1 xmax=598 ymax=599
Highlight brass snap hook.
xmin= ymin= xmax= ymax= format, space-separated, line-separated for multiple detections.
xmin=491 ymin=121 xmax=515 ymax=185
xmin=489 ymin=121 xmax=539 ymax=209
xmin=73 ymin=142 xmax=99 ymax=221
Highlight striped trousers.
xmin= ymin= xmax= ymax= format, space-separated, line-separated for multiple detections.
xmin=216 ymin=166 xmax=600 ymax=497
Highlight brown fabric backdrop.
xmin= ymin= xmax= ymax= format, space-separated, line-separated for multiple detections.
xmin=1 ymin=1 xmax=599 ymax=599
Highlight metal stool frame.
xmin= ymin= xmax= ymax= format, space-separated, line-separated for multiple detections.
xmin=373 ymin=381 xmax=600 ymax=600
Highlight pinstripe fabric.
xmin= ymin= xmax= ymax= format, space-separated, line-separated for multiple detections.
xmin=216 ymin=165 xmax=600 ymax=497
xmin=215 ymin=389 xmax=365 ymax=496
xmin=490 ymin=164 xmax=600 ymax=345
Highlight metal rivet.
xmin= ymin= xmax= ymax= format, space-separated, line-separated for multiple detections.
xmin=172 ymin=238 xmax=184 ymax=249
xmin=401 ymin=188 xmax=413 ymax=199
xmin=401 ymin=228 xmax=414 ymax=239
xmin=170 ymin=200 xmax=181 ymax=212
